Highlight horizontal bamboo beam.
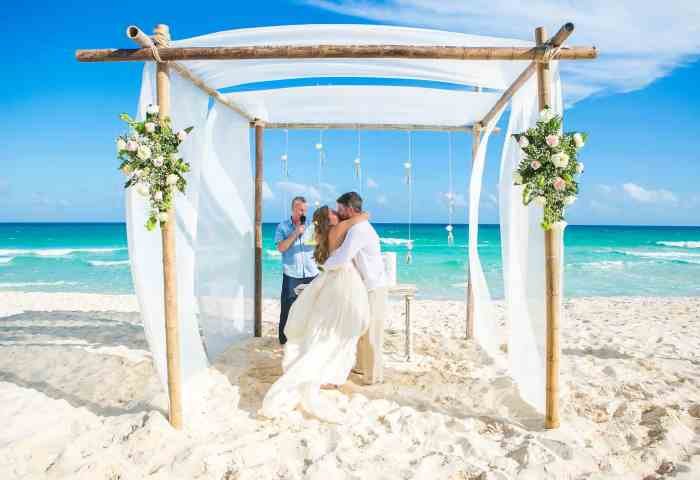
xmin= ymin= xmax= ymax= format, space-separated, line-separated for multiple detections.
xmin=256 ymin=122 xmax=498 ymax=133
xmin=75 ymin=44 xmax=597 ymax=63
xmin=478 ymin=22 xmax=577 ymax=128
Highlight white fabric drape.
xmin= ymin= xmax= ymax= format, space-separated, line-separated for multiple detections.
xmin=172 ymin=25 xmax=533 ymax=90
xmin=499 ymin=65 xmax=563 ymax=413
xmin=128 ymin=64 xmax=210 ymax=398
xmin=195 ymin=104 xmax=255 ymax=358
xmin=225 ymin=86 xmax=501 ymax=127
xmin=468 ymin=111 xmax=505 ymax=364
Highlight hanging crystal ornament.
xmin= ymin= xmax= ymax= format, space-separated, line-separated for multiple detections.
xmin=406 ymin=240 xmax=414 ymax=264
xmin=403 ymin=162 xmax=412 ymax=185
xmin=281 ymin=129 xmax=289 ymax=178
xmin=446 ymin=224 xmax=454 ymax=246
xmin=354 ymin=129 xmax=362 ymax=180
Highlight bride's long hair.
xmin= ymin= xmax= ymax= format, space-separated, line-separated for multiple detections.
xmin=312 ymin=206 xmax=332 ymax=265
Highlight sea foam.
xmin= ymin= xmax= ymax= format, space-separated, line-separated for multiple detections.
xmin=656 ymin=241 xmax=700 ymax=249
xmin=0 ymin=247 xmax=126 ymax=257
xmin=87 ymin=260 xmax=130 ymax=267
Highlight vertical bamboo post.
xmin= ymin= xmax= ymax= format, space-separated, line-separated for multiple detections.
xmin=254 ymin=120 xmax=264 ymax=337
xmin=466 ymin=122 xmax=481 ymax=339
xmin=535 ymin=26 xmax=561 ymax=430
xmin=154 ymin=23 xmax=182 ymax=430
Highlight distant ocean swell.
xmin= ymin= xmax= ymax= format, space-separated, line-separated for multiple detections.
xmin=656 ymin=241 xmax=700 ymax=249
xmin=0 ymin=247 xmax=126 ymax=257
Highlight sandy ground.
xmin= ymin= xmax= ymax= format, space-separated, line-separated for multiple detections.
xmin=0 ymin=291 xmax=698 ymax=479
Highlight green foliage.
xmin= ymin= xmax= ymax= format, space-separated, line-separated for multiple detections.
xmin=511 ymin=107 xmax=587 ymax=230
xmin=115 ymin=107 xmax=194 ymax=231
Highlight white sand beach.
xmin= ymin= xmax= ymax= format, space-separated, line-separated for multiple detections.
xmin=0 ymin=291 xmax=699 ymax=479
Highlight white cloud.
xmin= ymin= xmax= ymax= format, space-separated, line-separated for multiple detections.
xmin=276 ymin=180 xmax=338 ymax=205
xmin=437 ymin=191 xmax=467 ymax=208
xmin=262 ymin=181 xmax=275 ymax=201
xmin=305 ymin=0 xmax=700 ymax=103
xmin=366 ymin=177 xmax=379 ymax=189
xmin=622 ymin=182 xmax=678 ymax=204
xmin=376 ymin=194 xmax=388 ymax=205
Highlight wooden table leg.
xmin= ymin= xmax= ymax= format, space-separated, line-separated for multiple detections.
xmin=405 ymin=294 xmax=413 ymax=361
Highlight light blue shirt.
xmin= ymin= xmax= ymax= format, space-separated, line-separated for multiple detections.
xmin=274 ymin=218 xmax=319 ymax=279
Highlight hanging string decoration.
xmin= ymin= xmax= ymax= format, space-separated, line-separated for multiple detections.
xmin=314 ymin=129 xmax=325 ymax=207
xmin=281 ymin=129 xmax=289 ymax=217
xmin=446 ymin=131 xmax=455 ymax=246
xmin=405 ymin=131 xmax=414 ymax=265
xmin=354 ymin=129 xmax=362 ymax=182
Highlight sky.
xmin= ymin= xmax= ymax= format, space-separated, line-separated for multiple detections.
xmin=1 ymin=0 xmax=699 ymax=225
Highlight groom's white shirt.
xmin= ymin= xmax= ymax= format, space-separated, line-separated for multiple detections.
xmin=324 ymin=220 xmax=386 ymax=291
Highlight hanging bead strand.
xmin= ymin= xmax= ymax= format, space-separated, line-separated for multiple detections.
xmin=354 ymin=128 xmax=362 ymax=186
xmin=405 ymin=131 xmax=414 ymax=265
xmin=446 ymin=131 xmax=455 ymax=246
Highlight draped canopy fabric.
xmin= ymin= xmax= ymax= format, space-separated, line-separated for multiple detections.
xmin=127 ymin=24 xmax=563 ymax=418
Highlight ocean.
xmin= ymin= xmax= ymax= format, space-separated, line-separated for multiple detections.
xmin=1 ymin=223 xmax=699 ymax=299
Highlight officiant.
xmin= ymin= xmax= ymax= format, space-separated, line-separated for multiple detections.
xmin=274 ymin=196 xmax=319 ymax=344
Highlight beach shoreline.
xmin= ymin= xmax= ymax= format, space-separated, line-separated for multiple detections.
xmin=1 ymin=291 xmax=698 ymax=479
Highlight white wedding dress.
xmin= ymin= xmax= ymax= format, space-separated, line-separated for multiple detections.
xmin=261 ymin=262 xmax=370 ymax=422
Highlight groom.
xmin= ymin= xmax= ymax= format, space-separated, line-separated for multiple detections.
xmin=324 ymin=192 xmax=388 ymax=385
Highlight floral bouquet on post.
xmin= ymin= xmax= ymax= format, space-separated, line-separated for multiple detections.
xmin=512 ymin=107 xmax=587 ymax=230
xmin=116 ymin=104 xmax=193 ymax=231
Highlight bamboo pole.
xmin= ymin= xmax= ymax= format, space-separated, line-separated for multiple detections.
xmin=535 ymin=26 xmax=562 ymax=430
xmin=466 ymin=123 xmax=481 ymax=339
xmin=254 ymin=121 xmax=264 ymax=337
xmin=154 ymin=23 xmax=183 ymax=430
xmin=76 ymin=43 xmax=597 ymax=63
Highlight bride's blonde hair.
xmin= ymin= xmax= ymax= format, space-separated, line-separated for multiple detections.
xmin=312 ymin=206 xmax=332 ymax=265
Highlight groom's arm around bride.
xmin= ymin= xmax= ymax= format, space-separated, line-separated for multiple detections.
xmin=324 ymin=192 xmax=388 ymax=385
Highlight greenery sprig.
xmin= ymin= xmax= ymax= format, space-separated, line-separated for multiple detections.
xmin=116 ymin=104 xmax=193 ymax=231
xmin=512 ymin=107 xmax=587 ymax=230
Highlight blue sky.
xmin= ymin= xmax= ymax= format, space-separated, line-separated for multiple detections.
xmin=2 ymin=1 xmax=699 ymax=225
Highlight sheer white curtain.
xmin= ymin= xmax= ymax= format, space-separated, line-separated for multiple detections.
xmin=499 ymin=65 xmax=563 ymax=413
xmin=128 ymin=64 xmax=210 ymax=397
xmin=195 ymin=103 xmax=255 ymax=359
xmin=468 ymin=110 xmax=505 ymax=364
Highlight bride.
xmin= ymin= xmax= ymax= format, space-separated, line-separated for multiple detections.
xmin=260 ymin=206 xmax=370 ymax=421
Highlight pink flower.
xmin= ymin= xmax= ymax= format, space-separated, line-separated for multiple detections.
xmin=531 ymin=160 xmax=542 ymax=170
xmin=546 ymin=134 xmax=560 ymax=147
xmin=126 ymin=140 xmax=138 ymax=152
xmin=553 ymin=177 xmax=567 ymax=191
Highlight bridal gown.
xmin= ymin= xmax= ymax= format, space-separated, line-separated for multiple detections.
xmin=260 ymin=262 xmax=370 ymax=421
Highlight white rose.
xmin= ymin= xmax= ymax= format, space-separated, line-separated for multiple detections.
xmin=552 ymin=152 xmax=570 ymax=169
xmin=573 ymin=133 xmax=585 ymax=148
xmin=157 ymin=212 xmax=169 ymax=222
xmin=126 ymin=140 xmax=138 ymax=152
xmin=539 ymin=108 xmax=554 ymax=122
xmin=533 ymin=196 xmax=547 ymax=207
xmin=152 ymin=156 xmax=164 ymax=167
xmin=145 ymin=122 xmax=156 ymax=133
xmin=136 ymin=145 xmax=151 ymax=160
xmin=146 ymin=104 xmax=159 ymax=115
xmin=116 ymin=138 xmax=127 ymax=152
xmin=564 ymin=196 xmax=577 ymax=206
xmin=513 ymin=173 xmax=523 ymax=185
xmin=576 ymin=162 xmax=585 ymax=174
xmin=153 ymin=191 xmax=163 ymax=202
xmin=518 ymin=136 xmax=529 ymax=148
xmin=136 ymin=183 xmax=149 ymax=196
xmin=177 ymin=130 xmax=188 ymax=142
xmin=166 ymin=174 xmax=179 ymax=186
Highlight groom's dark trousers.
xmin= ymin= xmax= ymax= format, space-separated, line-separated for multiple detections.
xmin=279 ymin=273 xmax=316 ymax=344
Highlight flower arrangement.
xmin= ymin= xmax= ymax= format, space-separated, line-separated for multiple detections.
xmin=512 ymin=107 xmax=587 ymax=230
xmin=116 ymin=104 xmax=193 ymax=231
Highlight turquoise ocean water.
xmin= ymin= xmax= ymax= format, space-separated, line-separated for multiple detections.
xmin=0 ymin=223 xmax=699 ymax=299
